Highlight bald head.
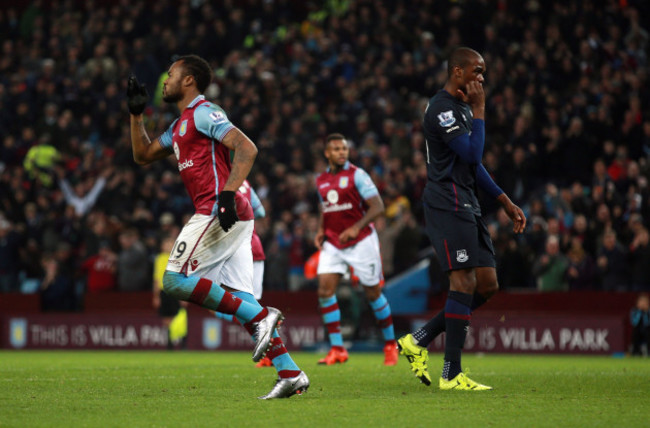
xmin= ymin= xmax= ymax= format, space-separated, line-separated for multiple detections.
xmin=447 ymin=47 xmax=482 ymax=77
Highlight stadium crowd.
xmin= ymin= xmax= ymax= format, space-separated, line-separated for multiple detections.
xmin=0 ymin=0 xmax=649 ymax=310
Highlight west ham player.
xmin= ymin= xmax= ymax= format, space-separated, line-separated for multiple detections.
xmin=127 ymin=55 xmax=308 ymax=399
xmin=314 ymin=133 xmax=398 ymax=366
xmin=397 ymin=47 xmax=525 ymax=390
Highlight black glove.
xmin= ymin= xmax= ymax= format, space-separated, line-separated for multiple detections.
xmin=218 ymin=191 xmax=239 ymax=232
xmin=126 ymin=75 xmax=149 ymax=115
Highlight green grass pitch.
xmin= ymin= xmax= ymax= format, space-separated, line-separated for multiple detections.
xmin=1 ymin=350 xmax=648 ymax=427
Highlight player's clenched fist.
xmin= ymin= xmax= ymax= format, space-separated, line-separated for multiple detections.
xmin=217 ymin=191 xmax=239 ymax=232
xmin=126 ymin=75 xmax=149 ymax=115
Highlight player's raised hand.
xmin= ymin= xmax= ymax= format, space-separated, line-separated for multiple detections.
xmin=127 ymin=75 xmax=149 ymax=115
xmin=217 ymin=190 xmax=239 ymax=232
xmin=457 ymin=81 xmax=485 ymax=110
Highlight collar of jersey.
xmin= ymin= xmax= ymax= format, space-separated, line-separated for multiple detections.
xmin=326 ymin=160 xmax=350 ymax=173
xmin=187 ymin=94 xmax=206 ymax=109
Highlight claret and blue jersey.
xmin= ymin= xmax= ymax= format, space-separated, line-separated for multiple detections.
xmin=316 ymin=161 xmax=379 ymax=249
xmin=158 ymin=95 xmax=253 ymax=220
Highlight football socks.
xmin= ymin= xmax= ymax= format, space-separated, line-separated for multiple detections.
xmin=443 ymin=291 xmax=472 ymax=380
xmin=413 ymin=291 xmax=489 ymax=347
xmin=214 ymin=312 xmax=234 ymax=322
xmin=163 ymin=271 xmax=267 ymax=324
xmin=319 ymin=295 xmax=344 ymax=347
xmin=233 ymin=291 xmax=300 ymax=378
xmin=369 ymin=293 xmax=396 ymax=343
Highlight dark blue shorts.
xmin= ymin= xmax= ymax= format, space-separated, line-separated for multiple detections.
xmin=424 ymin=204 xmax=496 ymax=272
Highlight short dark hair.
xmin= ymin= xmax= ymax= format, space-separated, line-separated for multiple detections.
xmin=447 ymin=47 xmax=481 ymax=77
xmin=326 ymin=133 xmax=346 ymax=146
xmin=175 ymin=54 xmax=212 ymax=93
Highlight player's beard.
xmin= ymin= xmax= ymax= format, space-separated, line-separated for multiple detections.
xmin=163 ymin=90 xmax=182 ymax=103
xmin=163 ymin=83 xmax=183 ymax=103
xmin=332 ymin=158 xmax=347 ymax=170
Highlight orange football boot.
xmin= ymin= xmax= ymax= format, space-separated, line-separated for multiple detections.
xmin=255 ymin=356 xmax=273 ymax=367
xmin=383 ymin=341 xmax=399 ymax=366
xmin=317 ymin=347 xmax=349 ymax=365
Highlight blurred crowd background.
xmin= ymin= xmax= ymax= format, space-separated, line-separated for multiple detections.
xmin=1 ymin=0 xmax=649 ymax=311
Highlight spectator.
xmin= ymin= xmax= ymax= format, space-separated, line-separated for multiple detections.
xmin=0 ymin=218 xmax=21 ymax=292
xmin=392 ymin=210 xmax=422 ymax=275
xmin=532 ymin=235 xmax=569 ymax=292
xmin=40 ymin=253 xmax=75 ymax=311
xmin=22 ymin=134 xmax=60 ymax=188
xmin=152 ymin=235 xmax=188 ymax=350
xmin=629 ymin=293 xmax=649 ymax=357
xmin=374 ymin=215 xmax=402 ymax=279
xmin=596 ymin=229 xmax=629 ymax=291
xmin=57 ymin=166 xmax=111 ymax=217
xmin=628 ymin=227 xmax=650 ymax=291
xmin=80 ymin=240 xmax=117 ymax=293
xmin=116 ymin=228 xmax=149 ymax=292
xmin=566 ymin=237 xmax=596 ymax=291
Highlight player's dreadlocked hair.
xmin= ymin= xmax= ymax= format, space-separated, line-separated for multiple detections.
xmin=447 ymin=47 xmax=481 ymax=77
xmin=175 ymin=54 xmax=212 ymax=93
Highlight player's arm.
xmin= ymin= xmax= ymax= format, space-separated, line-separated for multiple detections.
xmin=314 ymin=189 xmax=325 ymax=249
xmin=354 ymin=194 xmax=384 ymax=229
xmin=194 ymin=105 xmax=257 ymax=192
xmin=476 ymin=164 xmax=526 ymax=233
xmin=249 ymin=186 xmax=266 ymax=218
xmin=315 ymin=206 xmax=325 ymax=250
xmin=127 ymin=75 xmax=170 ymax=165
xmin=220 ymin=128 xmax=258 ymax=191
xmin=339 ymin=169 xmax=385 ymax=244
xmin=130 ymin=116 xmax=172 ymax=165
xmin=339 ymin=195 xmax=384 ymax=244
xmin=446 ymin=121 xmax=485 ymax=164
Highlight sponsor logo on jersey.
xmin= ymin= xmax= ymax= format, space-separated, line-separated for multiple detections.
xmin=179 ymin=120 xmax=188 ymax=136
xmin=456 ymin=249 xmax=469 ymax=263
xmin=445 ymin=125 xmax=460 ymax=134
xmin=339 ymin=176 xmax=349 ymax=189
xmin=323 ymin=202 xmax=353 ymax=213
xmin=319 ymin=182 xmax=331 ymax=189
xmin=190 ymin=259 xmax=200 ymax=271
xmin=326 ymin=189 xmax=339 ymax=204
xmin=178 ymin=159 xmax=194 ymax=171
xmin=438 ymin=110 xmax=456 ymax=127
